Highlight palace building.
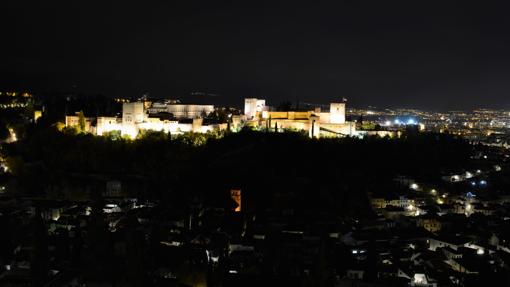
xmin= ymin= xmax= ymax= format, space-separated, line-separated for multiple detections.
xmin=65 ymin=102 xmax=227 ymax=139
xmin=244 ymin=98 xmax=357 ymax=138
xmin=65 ymin=98 xmax=362 ymax=139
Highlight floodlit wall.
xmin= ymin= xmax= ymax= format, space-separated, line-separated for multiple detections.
xmin=65 ymin=115 xmax=94 ymax=132
xmin=266 ymin=111 xmax=311 ymax=120
xmin=153 ymin=104 xmax=214 ymax=119
xmin=244 ymin=98 xmax=265 ymax=120
xmin=122 ymin=102 xmax=145 ymax=124
xmin=137 ymin=118 xmax=180 ymax=134
xmin=96 ymin=117 xmax=122 ymax=135
xmin=269 ymin=119 xmax=309 ymax=131
xmin=122 ymin=102 xmax=145 ymax=138
xmin=244 ymin=98 xmax=355 ymax=138
xmin=64 ymin=101 xmax=226 ymax=139
xmin=329 ymin=103 xmax=346 ymax=124
xmin=320 ymin=122 xmax=356 ymax=137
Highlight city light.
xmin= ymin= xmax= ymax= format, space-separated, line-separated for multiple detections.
xmin=3 ymin=3 xmax=510 ymax=285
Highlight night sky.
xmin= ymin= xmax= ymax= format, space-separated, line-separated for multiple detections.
xmin=2 ymin=1 xmax=510 ymax=110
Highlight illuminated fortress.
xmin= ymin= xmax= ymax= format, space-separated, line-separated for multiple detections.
xmin=65 ymin=98 xmax=359 ymax=138
xmin=66 ymin=102 xmax=227 ymax=139
xmin=244 ymin=98 xmax=357 ymax=137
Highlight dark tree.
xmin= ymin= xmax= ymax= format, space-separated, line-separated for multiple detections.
xmin=276 ymin=101 xmax=292 ymax=111
xmin=30 ymin=211 xmax=49 ymax=287
xmin=124 ymin=215 xmax=147 ymax=287
xmin=86 ymin=192 xmax=112 ymax=281
xmin=0 ymin=122 xmax=9 ymax=141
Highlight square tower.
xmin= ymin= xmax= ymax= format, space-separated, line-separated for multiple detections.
xmin=122 ymin=102 xmax=145 ymax=138
xmin=329 ymin=102 xmax=345 ymax=124
xmin=244 ymin=98 xmax=265 ymax=120
xmin=122 ymin=102 xmax=145 ymax=124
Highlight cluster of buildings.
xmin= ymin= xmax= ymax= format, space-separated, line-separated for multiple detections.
xmin=3 ymin=161 xmax=510 ymax=286
xmin=65 ymin=101 xmax=230 ymax=139
xmin=66 ymin=97 xmax=411 ymax=139
xmin=2 ymin=134 xmax=509 ymax=286
xmin=349 ymin=106 xmax=510 ymax=146
xmin=0 ymin=91 xmax=33 ymax=110
xmin=362 ymin=154 xmax=510 ymax=285
xmin=361 ymin=188 xmax=510 ymax=285
xmin=243 ymin=98 xmax=359 ymax=137
xmin=0 ymin=91 xmax=42 ymax=122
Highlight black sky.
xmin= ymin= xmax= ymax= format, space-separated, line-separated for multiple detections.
xmin=2 ymin=1 xmax=510 ymax=110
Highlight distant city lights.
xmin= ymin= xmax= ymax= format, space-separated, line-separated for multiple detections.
xmin=393 ymin=118 xmax=419 ymax=126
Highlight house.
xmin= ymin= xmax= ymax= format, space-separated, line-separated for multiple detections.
xmin=428 ymin=236 xmax=471 ymax=251
xmin=410 ymin=273 xmax=438 ymax=287
xmin=416 ymin=215 xmax=442 ymax=233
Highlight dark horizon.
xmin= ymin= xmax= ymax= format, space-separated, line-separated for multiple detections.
xmin=2 ymin=1 xmax=510 ymax=110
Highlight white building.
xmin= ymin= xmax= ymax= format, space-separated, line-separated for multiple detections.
xmin=96 ymin=117 xmax=122 ymax=136
xmin=328 ymin=102 xmax=346 ymax=124
xmin=122 ymin=102 xmax=145 ymax=124
xmin=66 ymin=101 xmax=226 ymax=139
xmin=244 ymin=98 xmax=355 ymax=138
xmin=147 ymin=101 xmax=214 ymax=119
xmin=244 ymin=98 xmax=266 ymax=120
xmin=121 ymin=102 xmax=145 ymax=138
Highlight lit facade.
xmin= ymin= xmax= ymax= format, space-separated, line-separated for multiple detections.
xmin=230 ymin=189 xmax=241 ymax=212
xmin=244 ymin=98 xmax=266 ymax=120
xmin=147 ymin=101 xmax=214 ymax=119
xmin=96 ymin=117 xmax=122 ymax=136
xmin=65 ymin=98 xmax=358 ymax=139
xmin=245 ymin=99 xmax=356 ymax=138
xmin=65 ymin=101 xmax=226 ymax=139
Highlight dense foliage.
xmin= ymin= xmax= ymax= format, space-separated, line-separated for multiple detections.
xmin=3 ymin=127 xmax=472 ymax=217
